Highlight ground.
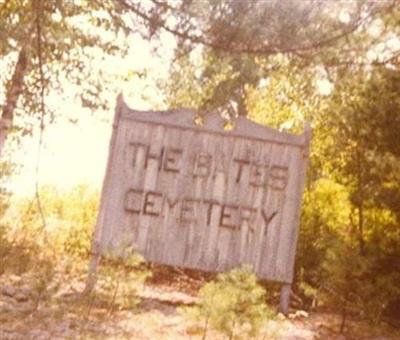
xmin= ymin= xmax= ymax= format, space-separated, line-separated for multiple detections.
xmin=0 ymin=261 xmax=399 ymax=340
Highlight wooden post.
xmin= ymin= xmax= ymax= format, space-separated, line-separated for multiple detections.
xmin=82 ymin=94 xmax=124 ymax=296
xmin=279 ymin=284 xmax=291 ymax=315
xmin=82 ymin=242 xmax=100 ymax=296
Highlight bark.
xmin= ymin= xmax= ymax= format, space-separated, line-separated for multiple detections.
xmin=355 ymin=147 xmax=365 ymax=255
xmin=0 ymin=48 xmax=28 ymax=158
xmin=340 ymin=302 xmax=347 ymax=333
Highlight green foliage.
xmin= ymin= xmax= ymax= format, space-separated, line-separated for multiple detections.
xmin=5 ymin=184 xmax=99 ymax=257
xmin=321 ymin=235 xmax=400 ymax=329
xmin=142 ymin=0 xmax=397 ymax=63
xmin=322 ymin=241 xmax=368 ymax=308
xmin=165 ymin=50 xmax=260 ymax=117
xmin=0 ymin=223 xmax=38 ymax=276
xmin=96 ymin=243 xmax=151 ymax=312
xmin=31 ymin=249 xmax=58 ymax=309
xmin=0 ymin=183 xmax=99 ymax=300
xmin=328 ymin=68 xmax=400 ymax=218
xmin=246 ymin=58 xmax=320 ymax=133
xmin=0 ymin=215 xmax=57 ymax=307
xmin=181 ymin=266 xmax=273 ymax=339
xmin=0 ymin=0 xmax=134 ymax=121
xmin=0 ymin=161 xmax=12 ymax=215
xmin=0 ymin=184 xmax=151 ymax=320
xmin=297 ymin=179 xmax=351 ymax=297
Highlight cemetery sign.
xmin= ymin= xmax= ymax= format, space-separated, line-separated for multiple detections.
xmin=91 ymin=95 xmax=311 ymax=284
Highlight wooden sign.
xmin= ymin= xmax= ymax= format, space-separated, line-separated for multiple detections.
xmin=92 ymin=95 xmax=311 ymax=284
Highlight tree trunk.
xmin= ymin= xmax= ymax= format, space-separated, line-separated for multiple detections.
xmin=0 ymin=48 xmax=28 ymax=159
xmin=340 ymin=302 xmax=347 ymax=333
xmin=355 ymin=147 xmax=365 ymax=255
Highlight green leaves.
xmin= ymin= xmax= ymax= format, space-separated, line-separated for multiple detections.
xmin=181 ymin=266 xmax=273 ymax=339
xmin=0 ymin=0 xmax=133 ymax=136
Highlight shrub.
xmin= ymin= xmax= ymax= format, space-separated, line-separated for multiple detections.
xmin=2 ymin=184 xmax=99 ymax=258
xmin=0 ymin=222 xmax=40 ymax=276
xmin=181 ymin=266 xmax=274 ymax=339
xmin=95 ymin=242 xmax=152 ymax=312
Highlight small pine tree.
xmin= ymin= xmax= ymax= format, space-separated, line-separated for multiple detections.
xmin=96 ymin=241 xmax=151 ymax=312
xmin=181 ymin=266 xmax=274 ymax=339
xmin=322 ymin=241 xmax=368 ymax=332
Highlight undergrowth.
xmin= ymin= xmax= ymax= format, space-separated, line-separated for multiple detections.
xmin=0 ymin=184 xmax=151 ymax=314
xmin=180 ymin=266 xmax=275 ymax=339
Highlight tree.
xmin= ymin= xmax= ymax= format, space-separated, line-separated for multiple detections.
xmin=300 ymin=64 xmax=400 ymax=324
xmin=161 ymin=0 xmax=398 ymax=116
xmin=181 ymin=266 xmax=272 ymax=339
xmin=320 ymin=66 xmax=400 ymax=251
xmin=118 ymin=0 xmax=398 ymax=61
xmin=0 ymin=0 xmax=134 ymax=157
xmin=2 ymin=0 xmax=398 ymax=159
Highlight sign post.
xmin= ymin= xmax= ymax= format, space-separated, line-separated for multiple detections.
xmin=86 ymin=95 xmax=311 ymax=312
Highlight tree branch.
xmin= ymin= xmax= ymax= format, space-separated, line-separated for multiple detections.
xmin=116 ymin=0 xmax=382 ymax=58
xmin=0 ymin=48 xmax=28 ymax=158
xmin=34 ymin=0 xmax=47 ymax=232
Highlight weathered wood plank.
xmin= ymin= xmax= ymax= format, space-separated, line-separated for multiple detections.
xmin=120 ymin=104 xmax=305 ymax=147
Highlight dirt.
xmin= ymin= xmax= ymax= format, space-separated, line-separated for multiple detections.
xmin=0 ymin=263 xmax=399 ymax=340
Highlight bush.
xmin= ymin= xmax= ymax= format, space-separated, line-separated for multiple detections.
xmin=181 ymin=266 xmax=274 ymax=339
xmin=95 ymin=243 xmax=152 ymax=312
xmin=0 ymin=222 xmax=40 ymax=276
xmin=2 ymin=184 xmax=99 ymax=258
